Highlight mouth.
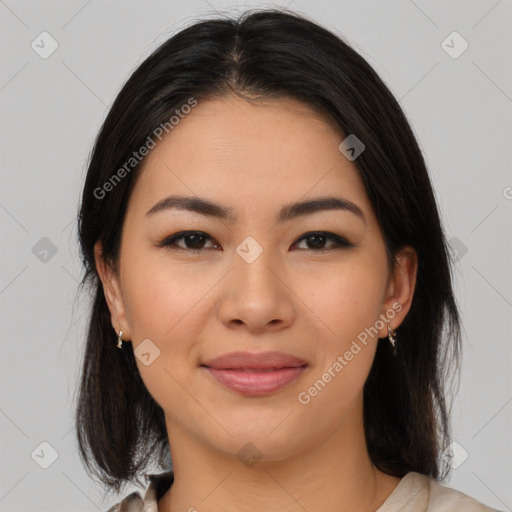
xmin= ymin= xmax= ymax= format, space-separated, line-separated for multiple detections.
xmin=200 ymin=351 xmax=309 ymax=396
xmin=201 ymin=363 xmax=308 ymax=396
xmin=208 ymin=367 xmax=302 ymax=372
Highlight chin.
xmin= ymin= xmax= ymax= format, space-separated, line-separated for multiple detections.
xmin=205 ymin=416 xmax=309 ymax=463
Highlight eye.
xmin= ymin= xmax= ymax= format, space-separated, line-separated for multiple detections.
xmin=157 ymin=230 xmax=353 ymax=252
xmin=291 ymin=231 xmax=353 ymax=251
xmin=157 ymin=231 xmax=221 ymax=251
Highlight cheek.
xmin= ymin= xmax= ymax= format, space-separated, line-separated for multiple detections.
xmin=118 ymin=246 xmax=211 ymax=404
xmin=293 ymin=257 xmax=387 ymax=349
xmin=293 ymin=263 xmax=384 ymax=417
xmin=120 ymin=245 xmax=211 ymax=341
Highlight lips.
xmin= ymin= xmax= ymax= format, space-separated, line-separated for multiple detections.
xmin=201 ymin=351 xmax=308 ymax=396
xmin=201 ymin=351 xmax=308 ymax=370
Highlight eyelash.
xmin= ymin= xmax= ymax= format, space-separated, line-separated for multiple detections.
xmin=157 ymin=230 xmax=354 ymax=253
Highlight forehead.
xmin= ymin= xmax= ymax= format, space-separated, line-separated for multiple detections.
xmin=126 ymin=94 xmax=375 ymax=224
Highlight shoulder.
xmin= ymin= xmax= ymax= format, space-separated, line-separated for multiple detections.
xmin=105 ymin=470 xmax=174 ymax=512
xmin=426 ymin=474 xmax=503 ymax=512
xmin=377 ymin=472 xmax=502 ymax=512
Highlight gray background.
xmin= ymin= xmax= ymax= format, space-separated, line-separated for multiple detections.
xmin=1 ymin=0 xmax=511 ymax=510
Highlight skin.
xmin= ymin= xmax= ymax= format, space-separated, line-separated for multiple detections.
xmin=95 ymin=94 xmax=417 ymax=512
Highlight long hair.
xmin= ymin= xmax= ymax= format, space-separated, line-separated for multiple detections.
xmin=75 ymin=8 xmax=461 ymax=494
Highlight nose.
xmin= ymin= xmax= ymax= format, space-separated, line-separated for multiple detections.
xmin=217 ymin=245 xmax=296 ymax=334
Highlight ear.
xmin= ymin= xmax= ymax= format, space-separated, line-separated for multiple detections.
xmin=94 ymin=241 xmax=131 ymax=340
xmin=377 ymin=245 xmax=418 ymax=338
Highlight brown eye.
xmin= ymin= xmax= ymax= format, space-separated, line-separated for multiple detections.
xmin=291 ymin=231 xmax=353 ymax=251
xmin=158 ymin=231 xmax=221 ymax=251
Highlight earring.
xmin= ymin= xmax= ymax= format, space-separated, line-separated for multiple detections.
xmin=388 ymin=325 xmax=397 ymax=354
xmin=116 ymin=330 xmax=123 ymax=349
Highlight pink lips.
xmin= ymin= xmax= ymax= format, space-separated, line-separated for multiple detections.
xmin=201 ymin=351 xmax=308 ymax=396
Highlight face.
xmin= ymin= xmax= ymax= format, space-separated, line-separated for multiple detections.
xmin=96 ymin=94 xmax=417 ymax=463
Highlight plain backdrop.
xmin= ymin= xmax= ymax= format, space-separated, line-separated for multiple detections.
xmin=0 ymin=1 xmax=511 ymax=511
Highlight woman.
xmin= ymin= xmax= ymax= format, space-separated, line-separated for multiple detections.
xmin=75 ymin=8 xmax=501 ymax=512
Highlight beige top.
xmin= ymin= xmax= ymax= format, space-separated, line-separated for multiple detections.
xmin=105 ymin=470 xmax=502 ymax=512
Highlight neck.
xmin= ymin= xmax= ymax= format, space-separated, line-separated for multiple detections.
xmin=158 ymin=399 xmax=402 ymax=512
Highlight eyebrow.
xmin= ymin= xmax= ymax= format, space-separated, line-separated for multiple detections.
xmin=145 ymin=194 xmax=366 ymax=225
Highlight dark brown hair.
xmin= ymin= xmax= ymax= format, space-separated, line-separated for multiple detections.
xmin=75 ymin=8 xmax=461 ymax=494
